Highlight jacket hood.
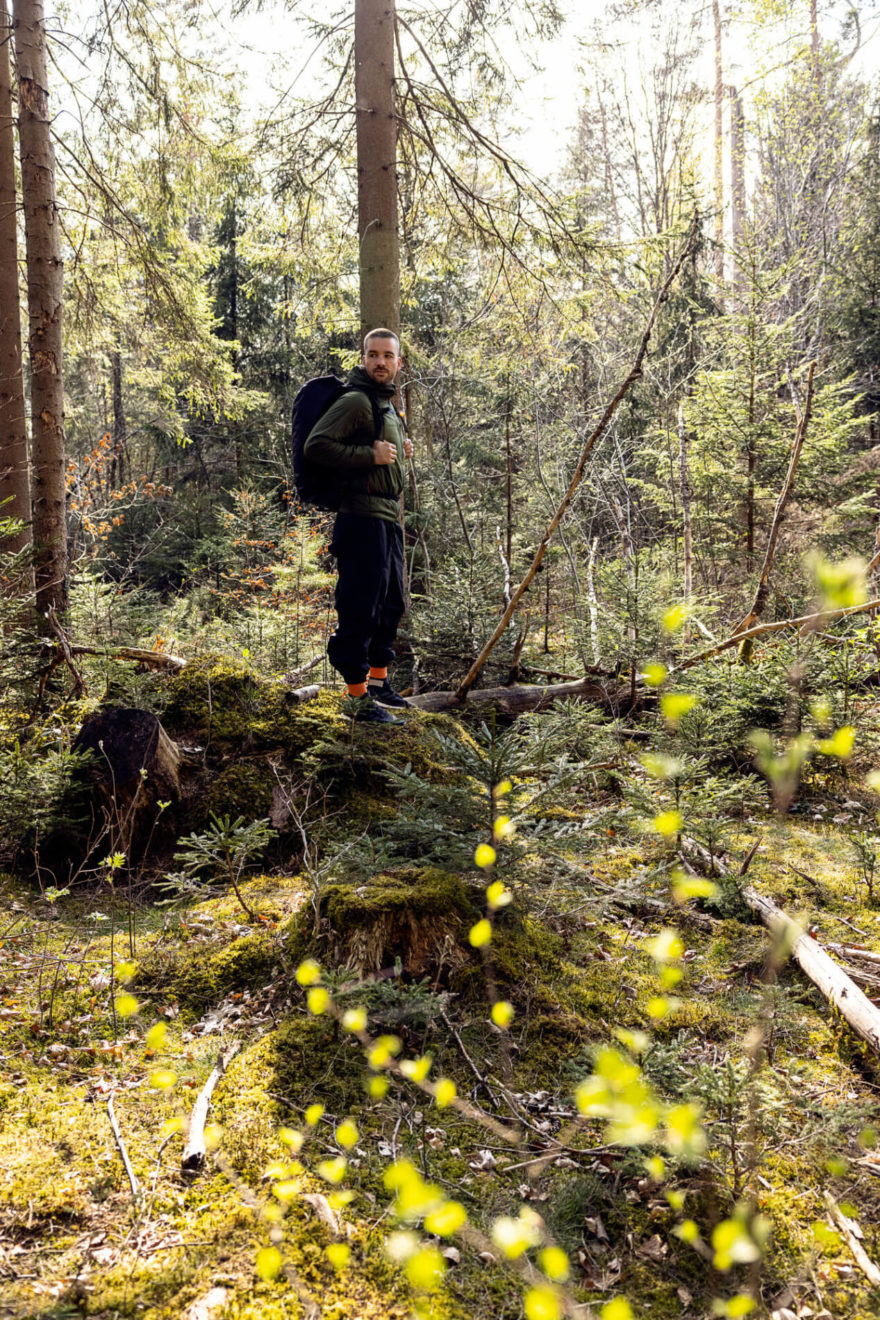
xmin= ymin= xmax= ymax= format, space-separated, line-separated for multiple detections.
xmin=347 ymin=364 xmax=398 ymax=401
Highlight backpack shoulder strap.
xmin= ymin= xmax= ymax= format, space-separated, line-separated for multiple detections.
xmin=342 ymin=384 xmax=385 ymax=440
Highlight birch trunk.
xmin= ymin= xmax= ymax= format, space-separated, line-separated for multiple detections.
xmin=355 ymin=0 xmax=399 ymax=337
xmin=0 ymin=0 xmax=31 ymax=579
xmin=13 ymin=0 xmax=66 ymax=616
xmin=586 ymin=535 xmax=601 ymax=667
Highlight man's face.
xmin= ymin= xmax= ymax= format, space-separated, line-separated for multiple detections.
xmin=362 ymin=337 xmax=401 ymax=385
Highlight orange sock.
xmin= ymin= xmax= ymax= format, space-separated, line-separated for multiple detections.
xmin=346 ymin=681 xmax=368 ymax=698
xmin=368 ymin=667 xmax=388 ymax=682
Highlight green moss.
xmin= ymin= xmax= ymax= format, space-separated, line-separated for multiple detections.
xmin=268 ymin=1016 xmax=368 ymax=1115
xmin=136 ymin=928 xmax=285 ymax=1014
xmin=163 ymin=655 xmax=346 ymax=751
xmin=205 ymin=761 xmax=276 ymax=822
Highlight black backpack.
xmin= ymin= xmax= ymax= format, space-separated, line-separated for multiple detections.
xmin=291 ymin=376 xmax=384 ymax=511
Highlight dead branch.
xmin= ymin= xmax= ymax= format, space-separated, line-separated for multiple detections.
xmin=107 ymin=1091 xmax=140 ymax=1200
xmin=828 ymin=944 xmax=880 ymax=968
xmin=742 ymin=886 xmax=880 ymax=1056
xmin=823 ymin=1191 xmax=880 ymax=1286
xmin=673 ymin=597 xmax=880 ymax=673
xmin=736 ymin=363 xmax=816 ymax=662
xmin=69 ymin=643 xmax=187 ymax=672
xmin=284 ymin=655 xmax=322 ymax=685
xmin=452 ymin=217 xmax=699 ymax=702
xmin=43 ymin=607 xmax=88 ymax=696
xmin=683 ymin=838 xmax=880 ymax=1057
xmin=440 ymin=1008 xmax=498 ymax=1106
xmin=182 ymin=1042 xmax=241 ymax=1173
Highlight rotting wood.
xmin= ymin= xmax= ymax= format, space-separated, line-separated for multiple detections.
xmin=823 ymin=1191 xmax=880 ymax=1286
xmin=408 ymin=676 xmax=633 ymax=716
xmin=73 ymin=707 xmax=180 ymax=856
xmin=107 ymin=1091 xmax=140 ymax=1201
xmin=453 ymin=217 xmax=699 ymax=702
xmin=182 ymin=1042 xmax=241 ymax=1173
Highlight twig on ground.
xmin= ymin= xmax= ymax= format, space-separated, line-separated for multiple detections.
xmin=107 ymin=1092 xmax=140 ymax=1201
xmin=824 ymin=1191 xmax=880 ymax=1286
xmin=440 ymin=1008 xmax=499 ymax=1107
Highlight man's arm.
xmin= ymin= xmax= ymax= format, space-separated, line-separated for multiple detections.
xmin=305 ymin=393 xmax=392 ymax=468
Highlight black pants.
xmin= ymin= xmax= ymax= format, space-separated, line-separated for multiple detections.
xmin=327 ymin=514 xmax=405 ymax=685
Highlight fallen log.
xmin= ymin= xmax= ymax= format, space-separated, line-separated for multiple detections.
xmin=408 ymin=676 xmax=633 ymax=716
xmin=286 ymin=683 xmax=321 ymax=705
xmin=182 ymin=1042 xmax=241 ymax=1173
xmin=740 ymin=884 xmax=880 ymax=1056
xmin=682 ymin=838 xmax=880 ymax=1058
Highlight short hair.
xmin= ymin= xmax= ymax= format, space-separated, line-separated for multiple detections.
xmin=363 ymin=327 xmax=400 ymax=354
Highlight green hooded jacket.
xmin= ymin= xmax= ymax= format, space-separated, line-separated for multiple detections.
xmin=303 ymin=366 xmax=406 ymax=522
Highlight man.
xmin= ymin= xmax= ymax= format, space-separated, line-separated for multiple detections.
xmin=304 ymin=329 xmax=414 ymax=725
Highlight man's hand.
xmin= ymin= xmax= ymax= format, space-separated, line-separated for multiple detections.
xmin=403 ymin=438 xmax=414 ymax=460
xmin=373 ymin=439 xmax=397 ymax=465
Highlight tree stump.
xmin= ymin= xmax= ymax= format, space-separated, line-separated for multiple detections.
xmin=73 ymin=706 xmax=180 ymax=858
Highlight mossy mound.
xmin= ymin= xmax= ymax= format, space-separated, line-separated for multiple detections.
xmin=204 ymin=760 xmax=276 ymax=822
xmin=162 ymin=655 xmax=346 ymax=751
xmin=135 ymin=927 xmax=286 ymax=1015
xmin=309 ymin=867 xmax=481 ymax=977
xmin=299 ymin=709 xmax=472 ymax=801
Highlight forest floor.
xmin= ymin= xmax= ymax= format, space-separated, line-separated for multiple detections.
xmin=2 ymin=660 xmax=880 ymax=1320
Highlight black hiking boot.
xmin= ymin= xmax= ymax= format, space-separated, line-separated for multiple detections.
xmin=367 ymin=678 xmax=411 ymax=710
xmin=344 ymin=694 xmax=403 ymax=725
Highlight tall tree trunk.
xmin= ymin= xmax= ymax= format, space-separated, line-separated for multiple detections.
xmin=810 ymin=0 xmax=821 ymax=86
xmin=355 ymin=0 xmax=399 ymax=337
xmin=585 ymin=535 xmax=601 ymax=667
xmin=729 ymin=84 xmax=746 ymax=295
xmin=712 ymin=0 xmax=725 ymax=286
xmin=13 ymin=0 xmax=66 ymax=616
xmin=0 ymin=0 xmax=31 ymax=582
xmin=678 ymin=403 xmax=693 ymax=647
xmin=111 ymin=349 xmax=127 ymax=489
